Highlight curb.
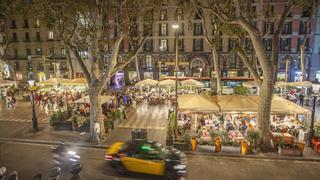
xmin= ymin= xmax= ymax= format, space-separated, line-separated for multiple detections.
xmin=0 ymin=137 xmax=109 ymax=150
xmin=185 ymin=151 xmax=320 ymax=163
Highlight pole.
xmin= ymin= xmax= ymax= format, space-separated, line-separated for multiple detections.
xmin=174 ymin=30 xmax=179 ymax=141
xmin=31 ymin=90 xmax=39 ymax=132
xmin=308 ymin=95 xmax=317 ymax=146
xmin=285 ymin=59 xmax=289 ymax=82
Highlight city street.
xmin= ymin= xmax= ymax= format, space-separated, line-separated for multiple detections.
xmin=1 ymin=142 xmax=320 ymax=180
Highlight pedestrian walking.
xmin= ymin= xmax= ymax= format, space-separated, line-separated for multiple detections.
xmin=299 ymin=93 xmax=304 ymax=106
xmin=93 ymin=122 xmax=100 ymax=144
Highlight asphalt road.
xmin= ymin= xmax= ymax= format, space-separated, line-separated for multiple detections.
xmin=1 ymin=142 xmax=320 ymax=180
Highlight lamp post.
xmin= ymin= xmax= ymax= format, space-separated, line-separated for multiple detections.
xmin=28 ymin=80 xmax=39 ymax=132
xmin=172 ymin=23 xmax=179 ymax=141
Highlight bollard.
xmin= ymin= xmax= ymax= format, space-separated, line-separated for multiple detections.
xmin=214 ymin=137 xmax=222 ymax=153
xmin=191 ymin=137 xmax=197 ymax=152
xmin=241 ymin=140 xmax=248 ymax=155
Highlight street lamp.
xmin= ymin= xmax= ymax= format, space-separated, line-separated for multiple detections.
xmin=28 ymin=80 xmax=39 ymax=132
xmin=172 ymin=23 xmax=179 ymax=141
xmin=198 ymin=67 xmax=203 ymax=78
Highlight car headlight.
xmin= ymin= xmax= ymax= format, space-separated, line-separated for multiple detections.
xmin=173 ymin=164 xmax=186 ymax=170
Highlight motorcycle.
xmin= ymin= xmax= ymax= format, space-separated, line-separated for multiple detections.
xmin=51 ymin=144 xmax=81 ymax=167
xmin=0 ymin=167 xmax=18 ymax=180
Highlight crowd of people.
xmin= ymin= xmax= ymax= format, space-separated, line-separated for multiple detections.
xmin=0 ymin=88 xmax=17 ymax=110
xmin=34 ymin=90 xmax=84 ymax=115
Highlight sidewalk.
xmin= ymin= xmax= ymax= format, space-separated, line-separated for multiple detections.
xmin=189 ymin=145 xmax=320 ymax=162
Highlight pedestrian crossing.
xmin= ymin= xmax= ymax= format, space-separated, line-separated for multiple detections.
xmin=0 ymin=101 xmax=48 ymax=123
xmin=118 ymin=100 xmax=170 ymax=130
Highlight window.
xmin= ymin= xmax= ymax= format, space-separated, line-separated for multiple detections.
xmin=228 ymin=38 xmax=238 ymax=51
xmin=302 ymin=6 xmax=311 ymax=17
xmin=263 ymin=38 xmax=272 ymax=51
xmin=15 ymin=62 xmax=20 ymax=70
xmin=264 ymin=21 xmax=275 ymax=34
xmin=195 ymin=10 xmax=202 ymax=19
xmin=79 ymin=51 xmax=88 ymax=58
xmin=194 ymin=23 xmax=203 ymax=36
xmin=176 ymin=8 xmax=184 ymax=20
xmin=299 ymin=21 xmax=307 ymax=34
xmin=282 ymin=22 xmax=292 ymax=34
xmin=193 ymin=39 xmax=203 ymax=51
xmin=26 ymin=48 xmax=31 ymax=56
xmin=228 ymin=55 xmax=237 ymax=69
xmin=11 ymin=20 xmax=16 ymax=28
xmin=280 ymin=38 xmax=291 ymax=51
xmin=48 ymin=31 xmax=54 ymax=40
xmin=25 ymin=32 xmax=30 ymax=42
xmin=285 ymin=5 xmax=292 ymax=17
xmin=27 ymin=62 xmax=32 ymax=70
xmin=35 ymin=48 xmax=42 ymax=55
xmin=159 ymin=39 xmax=168 ymax=51
xmin=143 ymin=24 xmax=152 ymax=36
xmin=245 ymin=38 xmax=253 ymax=51
xmin=34 ymin=18 xmax=40 ymax=28
xmin=49 ymin=48 xmax=54 ymax=55
xmin=144 ymin=39 xmax=153 ymax=52
xmin=216 ymin=39 xmax=223 ymax=51
xmin=174 ymin=39 xmax=184 ymax=51
xmin=178 ymin=23 xmax=184 ymax=36
xmin=13 ymin=48 xmax=18 ymax=58
xmin=160 ymin=9 xmax=167 ymax=20
xmin=36 ymin=32 xmax=41 ymax=41
xmin=297 ymin=38 xmax=310 ymax=51
xmin=61 ymin=48 xmax=66 ymax=56
xmin=159 ymin=24 xmax=168 ymax=36
xmin=146 ymin=55 xmax=153 ymax=67
xmin=12 ymin=33 xmax=17 ymax=41
xmin=266 ymin=5 xmax=274 ymax=17
xmin=23 ymin=19 xmax=29 ymax=28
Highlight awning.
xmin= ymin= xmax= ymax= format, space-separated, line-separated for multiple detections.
xmin=73 ymin=95 xmax=114 ymax=104
xmin=135 ymin=79 xmax=159 ymax=87
xmin=38 ymin=78 xmax=71 ymax=86
xmin=178 ymin=94 xmax=219 ymax=113
xmin=248 ymin=95 xmax=311 ymax=114
xmin=212 ymin=95 xmax=258 ymax=113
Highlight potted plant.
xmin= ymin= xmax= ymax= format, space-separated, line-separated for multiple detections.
xmin=174 ymin=130 xmax=191 ymax=151
xmin=166 ymin=112 xmax=175 ymax=146
xmin=246 ymin=130 xmax=260 ymax=154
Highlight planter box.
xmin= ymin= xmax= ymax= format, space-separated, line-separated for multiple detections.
xmin=174 ymin=142 xmax=191 ymax=151
xmin=278 ymin=145 xmax=302 ymax=156
xmin=52 ymin=121 xmax=73 ymax=131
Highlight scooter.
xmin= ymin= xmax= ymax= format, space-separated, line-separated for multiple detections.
xmin=51 ymin=144 xmax=81 ymax=167
xmin=0 ymin=167 xmax=18 ymax=180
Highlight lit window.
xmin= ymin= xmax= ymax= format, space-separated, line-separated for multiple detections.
xmin=160 ymin=39 xmax=168 ymax=51
xmin=48 ymin=31 xmax=54 ymax=39
xmin=146 ymin=55 xmax=153 ymax=67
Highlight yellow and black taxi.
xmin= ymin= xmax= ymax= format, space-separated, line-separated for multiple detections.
xmin=105 ymin=140 xmax=187 ymax=180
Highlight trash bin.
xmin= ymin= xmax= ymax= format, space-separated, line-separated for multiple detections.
xmin=240 ymin=140 xmax=248 ymax=155
xmin=214 ymin=137 xmax=222 ymax=153
xmin=191 ymin=137 xmax=197 ymax=152
xmin=132 ymin=129 xmax=147 ymax=140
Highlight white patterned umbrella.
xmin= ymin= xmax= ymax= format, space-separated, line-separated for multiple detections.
xmin=181 ymin=79 xmax=204 ymax=88
xmin=158 ymin=79 xmax=178 ymax=87
xmin=135 ymin=78 xmax=159 ymax=87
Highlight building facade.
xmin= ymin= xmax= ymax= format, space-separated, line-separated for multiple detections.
xmin=123 ymin=0 xmax=319 ymax=87
xmin=2 ymin=0 xmax=320 ymax=86
xmin=2 ymin=14 xmax=69 ymax=82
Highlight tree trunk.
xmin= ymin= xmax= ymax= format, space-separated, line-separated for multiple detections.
xmin=300 ymin=45 xmax=306 ymax=81
xmin=211 ymin=48 xmax=222 ymax=95
xmin=88 ymin=86 xmax=105 ymax=140
xmin=257 ymin=78 xmax=273 ymax=151
xmin=135 ymin=56 xmax=141 ymax=81
xmin=66 ymin=48 xmax=75 ymax=79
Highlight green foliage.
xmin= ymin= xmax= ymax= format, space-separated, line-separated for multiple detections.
xmin=167 ymin=112 xmax=176 ymax=139
xmin=246 ymin=130 xmax=260 ymax=151
xmin=234 ymin=85 xmax=248 ymax=95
